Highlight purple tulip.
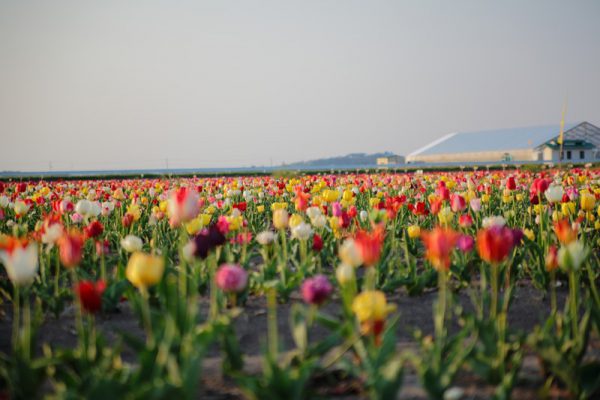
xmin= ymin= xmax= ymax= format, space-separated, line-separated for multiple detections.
xmin=301 ymin=275 xmax=333 ymax=305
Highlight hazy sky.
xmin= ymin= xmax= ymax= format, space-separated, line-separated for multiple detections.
xmin=1 ymin=1 xmax=599 ymax=171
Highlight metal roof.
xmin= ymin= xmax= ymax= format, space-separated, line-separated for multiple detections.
xmin=408 ymin=122 xmax=582 ymax=157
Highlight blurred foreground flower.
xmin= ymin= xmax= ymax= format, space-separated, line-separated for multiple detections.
xmin=126 ymin=252 xmax=165 ymax=289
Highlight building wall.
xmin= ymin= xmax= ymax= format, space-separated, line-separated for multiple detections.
xmin=407 ymin=149 xmax=536 ymax=164
xmin=542 ymin=148 xmax=598 ymax=162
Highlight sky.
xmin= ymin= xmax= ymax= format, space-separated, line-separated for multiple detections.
xmin=1 ymin=0 xmax=599 ymax=172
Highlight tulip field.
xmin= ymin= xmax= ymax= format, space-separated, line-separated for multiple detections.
xmin=1 ymin=168 xmax=600 ymax=399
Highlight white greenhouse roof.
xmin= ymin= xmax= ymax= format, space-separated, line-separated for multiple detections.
xmin=408 ymin=122 xmax=584 ymax=157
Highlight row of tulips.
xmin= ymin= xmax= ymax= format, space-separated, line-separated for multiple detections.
xmin=0 ymin=167 xmax=599 ymax=399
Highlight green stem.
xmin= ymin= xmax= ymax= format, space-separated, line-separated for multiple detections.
xmin=209 ymin=254 xmax=218 ymax=320
xmin=550 ymin=269 xmax=557 ymax=315
xmin=12 ymin=284 xmax=20 ymax=354
xmin=70 ymin=269 xmax=85 ymax=354
xmin=267 ymin=288 xmax=278 ymax=359
xmin=140 ymin=287 xmax=154 ymax=347
xmin=568 ymin=268 xmax=578 ymax=336
xmin=490 ymin=263 xmax=498 ymax=319
xmin=364 ymin=267 xmax=376 ymax=291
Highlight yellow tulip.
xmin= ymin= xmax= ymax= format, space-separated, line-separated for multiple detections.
xmin=273 ymin=209 xmax=289 ymax=230
xmin=126 ymin=252 xmax=165 ymax=289
xmin=523 ymin=229 xmax=535 ymax=241
xmin=407 ymin=225 xmax=421 ymax=239
xmin=562 ymin=202 xmax=575 ymax=216
xmin=288 ymin=214 xmax=303 ymax=229
xmin=185 ymin=218 xmax=202 ymax=235
xmin=352 ymin=291 xmax=395 ymax=324
xmin=322 ymin=189 xmax=339 ymax=203
xmin=369 ymin=198 xmax=381 ymax=208
xmin=581 ymin=192 xmax=596 ymax=211
xmin=270 ymin=202 xmax=288 ymax=211
xmin=437 ymin=206 xmax=454 ymax=225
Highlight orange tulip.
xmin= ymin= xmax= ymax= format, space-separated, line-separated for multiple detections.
xmin=420 ymin=227 xmax=459 ymax=271
xmin=553 ymin=218 xmax=577 ymax=244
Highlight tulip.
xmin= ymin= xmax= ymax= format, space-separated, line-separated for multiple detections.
xmin=469 ymin=198 xmax=481 ymax=212
xmin=215 ymin=264 xmax=248 ymax=293
xmin=450 ymin=194 xmax=466 ymax=212
xmin=0 ymin=239 xmax=38 ymax=286
xmin=306 ymin=206 xmax=321 ymax=220
xmin=336 ymin=263 xmax=355 ymax=285
xmin=75 ymin=199 xmax=92 ymax=217
xmin=339 ymin=239 xmax=362 ymax=267
xmin=545 ymin=185 xmax=564 ymax=204
xmin=273 ymin=209 xmax=289 ymax=230
xmin=352 ymin=290 xmax=396 ymax=339
xmin=476 ymin=225 xmax=515 ymax=265
xmin=580 ymin=192 xmax=596 ymax=211
xmin=84 ymin=220 xmax=104 ymax=239
xmin=456 ymin=235 xmax=474 ymax=253
xmin=288 ymin=214 xmax=304 ymax=229
xmin=311 ymin=214 xmax=327 ymax=228
xmin=126 ymin=252 xmax=165 ymax=289
xmin=167 ymin=187 xmax=200 ymax=227
xmin=506 ymin=176 xmax=517 ymax=190
xmin=557 ymin=240 xmax=588 ymax=271
xmin=13 ymin=200 xmax=30 ymax=218
xmin=301 ymin=275 xmax=333 ymax=305
xmin=437 ymin=206 xmax=454 ymax=225
xmin=312 ymin=233 xmax=323 ymax=252
xmin=458 ymin=214 xmax=473 ymax=228
xmin=193 ymin=225 xmax=226 ymax=259
xmin=256 ymin=231 xmax=276 ymax=245
xmin=421 ymin=227 xmax=459 ymax=271
xmin=407 ymin=225 xmax=421 ymax=239
xmin=353 ymin=226 xmax=385 ymax=267
xmin=75 ymin=280 xmax=106 ymax=314
xmin=121 ymin=235 xmax=143 ymax=253
xmin=553 ymin=218 xmax=577 ymax=244
xmin=545 ymin=245 xmax=559 ymax=272
xmin=41 ymin=219 xmax=64 ymax=245
xmin=482 ymin=215 xmax=506 ymax=228
xmin=58 ymin=231 xmax=85 ymax=268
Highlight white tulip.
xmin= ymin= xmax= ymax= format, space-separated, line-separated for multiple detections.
xmin=482 ymin=216 xmax=506 ymax=228
xmin=545 ymin=185 xmax=564 ymax=204
xmin=256 ymin=231 xmax=276 ymax=245
xmin=359 ymin=210 xmax=368 ymax=222
xmin=0 ymin=243 xmax=39 ymax=286
xmin=291 ymin=222 xmax=313 ymax=241
xmin=121 ymin=235 xmax=143 ymax=253
xmin=311 ymin=215 xmax=327 ymax=229
xmin=339 ymin=239 xmax=363 ymax=267
xmin=306 ymin=206 xmax=322 ymax=220
xmin=75 ymin=199 xmax=92 ymax=216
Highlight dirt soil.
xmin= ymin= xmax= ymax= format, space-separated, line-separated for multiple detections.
xmin=1 ymin=281 xmax=598 ymax=399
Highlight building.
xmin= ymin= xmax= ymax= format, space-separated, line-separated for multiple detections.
xmin=406 ymin=121 xmax=600 ymax=164
xmin=376 ymin=155 xmax=404 ymax=165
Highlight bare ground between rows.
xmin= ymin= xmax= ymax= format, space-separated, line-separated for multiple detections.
xmin=1 ymin=281 xmax=598 ymax=399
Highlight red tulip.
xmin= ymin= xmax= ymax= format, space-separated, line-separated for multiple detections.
xmin=84 ymin=220 xmax=104 ymax=239
xmin=354 ymin=225 xmax=385 ymax=267
xmin=75 ymin=280 xmax=106 ymax=314
xmin=312 ymin=233 xmax=323 ymax=252
xmin=476 ymin=225 xmax=515 ymax=264
xmin=58 ymin=231 xmax=84 ymax=268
